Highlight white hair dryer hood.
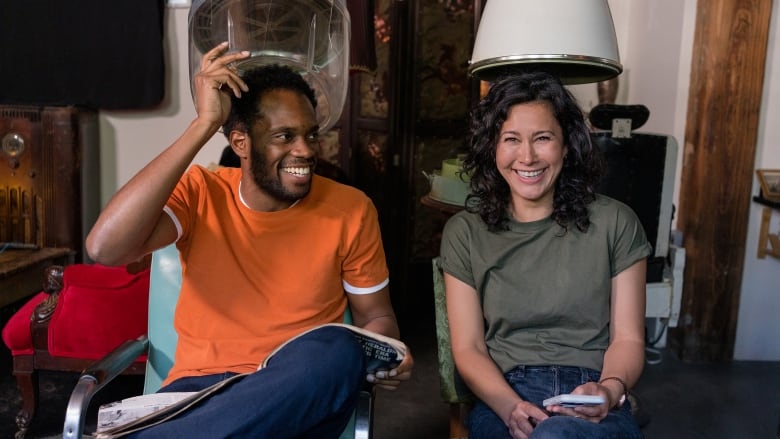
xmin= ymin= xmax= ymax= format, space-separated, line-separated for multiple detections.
xmin=469 ymin=0 xmax=622 ymax=84
xmin=188 ymin=0 xmax=350 ymax=131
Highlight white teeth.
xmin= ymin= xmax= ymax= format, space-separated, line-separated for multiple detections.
xmin=282 ymin=166 xmax=311 ymax=176
xmin=517 ymin=169 xmax=543 ymax=178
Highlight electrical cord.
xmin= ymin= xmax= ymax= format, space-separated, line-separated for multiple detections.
xmin=644 ymin=319 xmax=670 ymax=365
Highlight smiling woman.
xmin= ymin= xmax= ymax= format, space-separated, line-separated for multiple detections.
xmin=494 ymin=101 xmax=566 ymax=223
xmin=439 ymin=71 xmax=650 ymax=439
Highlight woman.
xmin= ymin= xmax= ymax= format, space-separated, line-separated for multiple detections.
xmin=440 ymin=71 xmax=650 ymax=439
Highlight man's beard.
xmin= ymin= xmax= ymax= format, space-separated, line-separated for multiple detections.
xmin=249 ymin=145 xmax=314 ymax=202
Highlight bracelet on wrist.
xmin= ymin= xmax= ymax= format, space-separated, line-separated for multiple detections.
xmin=598 ymin=376 xmax=627 ymax=409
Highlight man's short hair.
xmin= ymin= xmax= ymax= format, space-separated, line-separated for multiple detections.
xmin=222 ymin=64 xmax=317 ymax=136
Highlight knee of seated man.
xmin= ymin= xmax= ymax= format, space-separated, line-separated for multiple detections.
xmin=304 ymin=326 xmax=365 ymax=383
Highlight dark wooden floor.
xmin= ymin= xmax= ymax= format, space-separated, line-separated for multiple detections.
xmin=374 ymin=316 xmax=780 ymax=439
xmin=1 ymin=307 xmax=778 ymax=439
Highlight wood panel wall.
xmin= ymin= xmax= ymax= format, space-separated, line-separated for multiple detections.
xmin=669 ymin=0 xmax=773 ymax=361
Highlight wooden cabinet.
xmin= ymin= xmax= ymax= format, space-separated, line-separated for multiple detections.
xmin=337 ymin=0 xmax=482 ymax=314
xmin=0 ymin=105 xmax=99 ymax=307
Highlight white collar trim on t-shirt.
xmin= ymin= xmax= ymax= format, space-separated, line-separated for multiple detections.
xmin=238 ymin=181 xmax=300 ymax=210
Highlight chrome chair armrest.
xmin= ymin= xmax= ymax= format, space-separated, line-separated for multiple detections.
xmin=354 ymin=386 xmax=375 ymax=439
xmin=63 ymin=335 xmax=149 ymax=439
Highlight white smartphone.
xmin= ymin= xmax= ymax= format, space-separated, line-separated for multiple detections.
xmin=542 ymin=394 xmax=605 ymax=408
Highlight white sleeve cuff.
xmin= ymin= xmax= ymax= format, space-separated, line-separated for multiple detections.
xmin=343 ymin=277 xmax=389 ymax=295
xmin=163 ymin=206 xmax=183 ymax=241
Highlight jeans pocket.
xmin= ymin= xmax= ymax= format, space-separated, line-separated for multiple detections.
xmin=505 ymin=365 xmax=527 ymax=381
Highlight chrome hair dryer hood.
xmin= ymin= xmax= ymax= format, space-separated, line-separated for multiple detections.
xmin=188 ymin=0 xmax=350 ymax=131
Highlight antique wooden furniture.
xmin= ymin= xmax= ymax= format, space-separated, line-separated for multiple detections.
xmin=2 ymin=261 xmax=150 ymax=438
xmin=754 ymin=196 xmax=780 ymax=260
xmin=0 ymin=105 xmax=103 ymax=438
xmin=0 ymin=105 xmax=100 ymax=307
xmin=0 ymin=249 xmax=73 ymax=310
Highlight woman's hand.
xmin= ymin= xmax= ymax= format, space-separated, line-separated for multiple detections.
xmin=544 ymin=381 xmax=611 ymax=422
xmin=506 ymin=400 xmax=549 ymax=439
xmin=366 ymin=350 xmax=414 ymax=391
xmin=191 ymin=42 xmax=250 ymax=129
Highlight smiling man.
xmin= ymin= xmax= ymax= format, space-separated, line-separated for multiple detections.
xmin=85 ymin=43 xmax=413 ymax=438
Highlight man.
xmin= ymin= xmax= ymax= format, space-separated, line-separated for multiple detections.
xmin=86 ymin=42 xmax=413 ymax=437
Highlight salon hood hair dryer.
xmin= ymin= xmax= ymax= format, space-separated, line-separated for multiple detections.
xmin=469 ymin=0 xmax=622 ymax=84
xmin=188 ymin=0 xmax=350 ymax=131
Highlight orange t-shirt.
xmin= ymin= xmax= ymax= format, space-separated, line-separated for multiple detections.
xmin=162 ymin=166 xmax=389 ymax=385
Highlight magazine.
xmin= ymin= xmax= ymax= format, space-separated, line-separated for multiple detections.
xmin=261 ymin=322 xmax=407 ymax=373
xmin=94 ymin=323 xmax=407 ymax=438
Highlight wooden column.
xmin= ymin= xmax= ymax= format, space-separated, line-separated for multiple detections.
xmin=669 ymin=0 xmax=773 ymax=361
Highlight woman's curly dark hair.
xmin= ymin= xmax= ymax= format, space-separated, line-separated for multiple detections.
xmin=463 ymin=71 xmax=603 ymax=233
xmin=222 ymin=64 xmax=317 ymax=136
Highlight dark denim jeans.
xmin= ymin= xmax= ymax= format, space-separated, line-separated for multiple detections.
xmin=127 ymin=326 xmax=365 ymax=439
xmin=467 ymin=365 xmax=644 ymax=439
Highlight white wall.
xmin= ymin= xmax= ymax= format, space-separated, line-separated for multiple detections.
xmin=569 ymin=0 xmax=694 ymax=215
xmin=98 ymin=7 xmax=226 ymax=203
xmin=613 ymin=0 xmax=695 ymax=216
xmin=735 ymin=0 xmax=780 ymax=361
xmin=575 ymin=0 xmax=780 ymax=361
xmin=100 ymin=1 xmax=779 ymax=360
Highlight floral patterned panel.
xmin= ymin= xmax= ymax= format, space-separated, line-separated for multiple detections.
xmin=359 ymin=0 xmax=392 ymax=119
xmin=356 ymin=129 xmax=390 ymax=214
xmin=410 ymin=0 xmax=475 ymax=259
xmin=416 ymin=0 xmax=474 ymax=121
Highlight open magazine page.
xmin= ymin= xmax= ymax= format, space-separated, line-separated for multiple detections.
xmin=94 ymin=373 xmax=249 ymax=439
xmin=97 ymin=392 xmax=194 ymax=430
xmin=94 ymin=323 xmax=407 ymax=438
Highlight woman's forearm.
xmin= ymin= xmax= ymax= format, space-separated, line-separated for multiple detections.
xmin=453 ymin=347 xmax=522 ymax=424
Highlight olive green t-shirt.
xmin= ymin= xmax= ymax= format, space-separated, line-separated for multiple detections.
xmin=439 ymin=195 xmax=652 ymax=372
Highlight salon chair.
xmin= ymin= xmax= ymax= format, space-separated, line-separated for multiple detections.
xmin=432 ymin=257 xmax=473 ymax=439
xmin=62 ymin=244 xmax=374 ymax=439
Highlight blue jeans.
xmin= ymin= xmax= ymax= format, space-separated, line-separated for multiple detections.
xmin=127 ymin=326 xmax=366 ymax=439
xmin=467 ymin=365 xmax=644 ymax=439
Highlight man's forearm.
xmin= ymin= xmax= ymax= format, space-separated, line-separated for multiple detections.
xmin=359 ymin=314 xmax=400 ymax=340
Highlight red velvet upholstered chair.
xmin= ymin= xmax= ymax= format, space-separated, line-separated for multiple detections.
xmin=2 ymin=260 xmax=151 ymax=439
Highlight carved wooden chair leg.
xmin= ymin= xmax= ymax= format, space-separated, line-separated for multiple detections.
xmin=449 ymin=402 xmax=470 ymax=439
xmin=11 ymin=265 xmax=63 ymax=438
xmin=12 ymin=355 xmax=37 ymax=439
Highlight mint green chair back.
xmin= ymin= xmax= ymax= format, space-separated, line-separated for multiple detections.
xmin=143 ymin=243 xmax=182 ymax=393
